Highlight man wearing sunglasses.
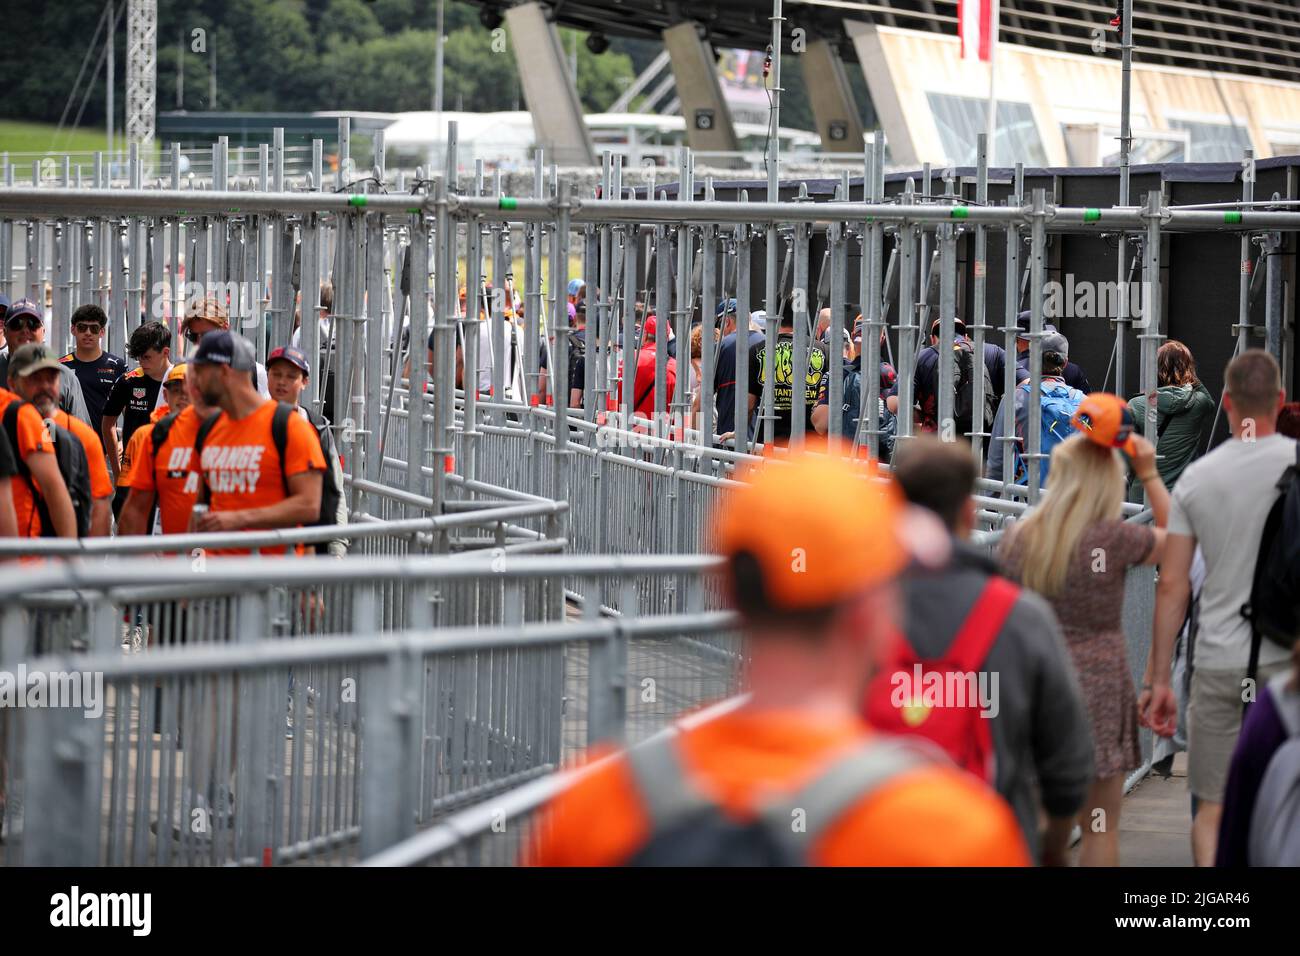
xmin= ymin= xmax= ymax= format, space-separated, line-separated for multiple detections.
xmin=0 ymin=298 xmax=92 ymax=430
xmin=60 ymin=304 xmax=126 ymax=428
xmin=181 ymin=296 xmax=269 ymax=397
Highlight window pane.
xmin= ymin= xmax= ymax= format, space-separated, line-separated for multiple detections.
xmin=927 ymin=93 xmax=1047 ymax=167
xmin=1166 ymin=120 xmax=1251 ymax=163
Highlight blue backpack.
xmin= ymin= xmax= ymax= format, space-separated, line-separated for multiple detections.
xmin=1014 ymin=380 xmax=1084 ymax=485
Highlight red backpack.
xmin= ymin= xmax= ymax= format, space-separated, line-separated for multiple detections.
xmin=862 ymin=577 xmax=1020 ymax=782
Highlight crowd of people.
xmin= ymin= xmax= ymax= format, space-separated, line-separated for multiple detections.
xmin=0 ymin=294 xmax=343 ymax=554
xmin=3 ymin=285 xmax=1297 ymax=868
xmin=533 ymin=347 xmax=1299 ymax=867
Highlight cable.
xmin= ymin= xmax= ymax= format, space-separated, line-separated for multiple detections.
xmin=55 ymin=2 xmax=110 ymax=141
xmin=66 ymin=0 xmax=126 ymax=149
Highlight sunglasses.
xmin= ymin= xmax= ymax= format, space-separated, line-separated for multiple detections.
xmin=73 ymin=322 xmax=103 ymax=334
xmin=185 ymin=330 xmax=203 ymax=345
xmin=5 ymin=316 xmax=41 ymax=332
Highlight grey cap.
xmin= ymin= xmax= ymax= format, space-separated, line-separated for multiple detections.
xmin=1042 ymin=330 xmax=1069 ymax=360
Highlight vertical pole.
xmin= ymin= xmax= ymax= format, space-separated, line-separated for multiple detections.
xmin=971 ymin=134 xmax=990 ymax=461
xmin=700 ymin=193 xmax=717 ymax=447
xmin=107 ymin=0 xmax=115 ymax=163
xmin=763 ymin=0 xmax=783 ymax=448
xmin=1115 ymin=0 xmax=1134 ymax=397
xmin=896 ymin=178 xmax=917 ymax=447
xmin=1000 ymin=165 xmax=1023 ymax=491
xmin=734 ymin=214 xmax=751 ymax=455
xmin=859 ymin=138 xmax=884 ymax=459
xmin=985 ymin=0 xmax=1000 ymax=168
xmin=1026 ymin=188 xmax=1048 ymax=502
xmin=1237 ymin=149 xmax=1256 ymax=353
xmin=1141 ymin=189 xmax=1164 ymax=506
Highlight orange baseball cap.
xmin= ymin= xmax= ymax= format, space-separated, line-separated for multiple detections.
xmin=1071 ymin=392 xmax=1137 ymax=455
xmin=164 ymin=362 xmax=187 ymax=385
xmin=713 ymin=452 xmax=913 ymax=612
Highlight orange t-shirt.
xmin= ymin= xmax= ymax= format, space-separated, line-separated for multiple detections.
xmin=197 ymin=400 xmax=326 ymax=555
xmin=0 ymin=388 xmax=55 ymax=537
xmin=126 ymin=405 xmax=205 ymax=535
xmin=49 ymin=409 xmax=113 ymax=501
xmin=528 ymin=708 xmax=1031 ymax=867
xmin=119 ymin=404 xmax=170 ymax=488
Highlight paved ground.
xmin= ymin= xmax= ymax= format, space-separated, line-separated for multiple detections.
xmin=1115 ymin=753 xmax=1194 ymax=867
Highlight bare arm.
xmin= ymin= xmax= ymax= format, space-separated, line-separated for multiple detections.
xmin=116 ymin=488 xmax=156 ymax=537
xmin=810 ymin=403 xmax=830 ymax=435
xmin=89 ymin=495 xmax=112 ymax=538
xmin=0 ymin=480 xmax=16 ymax=539
xmin=198 ymin=470 xmax=323 ymax=532
xmin=101 ymin=415 xmax=121 ymax=482
xmin=26 ymin=452 xmax=77 ymax=538
xmin=1129 ymin=436 xmax=1170 ymax=565
xmin=1140 ymin=531 xmax=1194 ymax=737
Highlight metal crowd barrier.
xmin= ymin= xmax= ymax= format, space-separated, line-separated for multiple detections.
xmin=1 ymin=557 xmax=741 ymax=867
xmin=360 ymin=693 xmax=750 ymax=867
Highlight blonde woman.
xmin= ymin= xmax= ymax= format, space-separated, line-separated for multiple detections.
xmin=999 ymin=432 xmax=1169 ymax=866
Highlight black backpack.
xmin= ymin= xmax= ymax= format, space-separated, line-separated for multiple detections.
xmin=1242 ymin=442 xmax=1300 ymax=684
xmin=952 ymin=340 xmax=996 ymax=436
xmin=194 ymin=401 xmax=345 ymax=553
xmin=3 ymin=401 xmax=93 ymax=538
xmin=620 ymin=732 xmax=931 ymax=866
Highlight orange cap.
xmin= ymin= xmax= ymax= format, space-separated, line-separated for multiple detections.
xmin=1071 ymin=392 xmax=1137 ymax=455
xmin=713 ymin=452 xmax=910 ymax=611
xmin=164 ymin=363 xmax=187 ymax=385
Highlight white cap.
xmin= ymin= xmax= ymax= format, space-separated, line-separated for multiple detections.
xmin=749 ymin=310 xmax=767 ymax=331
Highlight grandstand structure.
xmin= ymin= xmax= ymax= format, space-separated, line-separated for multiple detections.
xmin=463 ymin=1 xmax=1300 ymax=167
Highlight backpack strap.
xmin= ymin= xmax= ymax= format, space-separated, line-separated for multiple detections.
xmin=151 ymin=409 xmax=181 ymax=454
xmin=946 ymin=577 xmax=1021 ymax=673
xmin=623 ymin=733 xmax=712 ymax=830
xmin=271 ymin=401 xmax=293 ymax=497
xmin=759 ymin=738 xmax=935 ymax=857
xmin=4 ymin=400 xmax=58 ymax=536
xmin=192 ymin=409 xmax=224 ymax=506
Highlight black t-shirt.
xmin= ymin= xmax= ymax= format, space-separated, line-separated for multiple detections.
xmin=712 ymin=329 xmax=765 ymax=437
xmin=62 ymin=350 xmax=126 ymax=426
xmin=0 ymin=422 xmax=16 ymax=480
xmin=746 ymin=333 xmax=829 ymax=442
xmin=538 ymin=330 xmax=587 ymax=395
xmin=102 ymin=367 xmax=163 ymax=449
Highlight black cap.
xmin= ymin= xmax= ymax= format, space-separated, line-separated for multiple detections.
xmin=192 ymin=330 xmax=256 ymax=371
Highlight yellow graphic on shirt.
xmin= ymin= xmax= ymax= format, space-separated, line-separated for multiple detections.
xmin=757 ymin=340 xmax=828 ymax=411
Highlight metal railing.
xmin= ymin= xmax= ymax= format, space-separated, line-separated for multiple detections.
xmin=1 ymin=556 xmax=742 ymax=866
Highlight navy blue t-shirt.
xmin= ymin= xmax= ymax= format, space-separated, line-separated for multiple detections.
xmin=711 ymin=329 xmax=765 ymax=437
xmin=62 ymin=350 xmax=126 ymax=426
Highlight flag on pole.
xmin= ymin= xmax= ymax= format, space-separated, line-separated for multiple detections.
xmin=959 ymin=0 xmax=997 ymax=62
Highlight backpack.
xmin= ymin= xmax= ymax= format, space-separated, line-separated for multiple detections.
xmin=1240 ymin=442 xmax=1300 ymax=686
xmin=952 ymin=340 xmax=996 ymax=436
xmin=3 ymin=402 xmax=93 ymax=538
xmin=1013 ymin=380 xmax=1085 ymax=485
xmin=862 ymin=577 xmax=1020 ymax=783
xmin=194 ymin=401 xmax=345 ymax=551
xmin=1246 ymin=671 xmax=1300 ymax=866
xmin=621 ymin=732 xmax=934 ymax=866
xmin=841 ymin=369 xmax=896 ymax=464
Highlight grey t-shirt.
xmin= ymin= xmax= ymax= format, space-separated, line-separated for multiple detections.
xmin=1168 ymin=432 xmax=1298 ymax=671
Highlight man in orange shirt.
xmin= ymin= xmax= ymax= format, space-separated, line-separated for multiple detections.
xmin=120 ymin=362 xmax=216 ymax=537
xmin=7 ymin=344 xmax=113 ymax=537
xmin=0 ymin=355 xmax=77 ymax=539
xmin=188 ymin=331 xmax=325 ymax=556
xmin=530 ymin=453 xmax=1031 ymax=867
